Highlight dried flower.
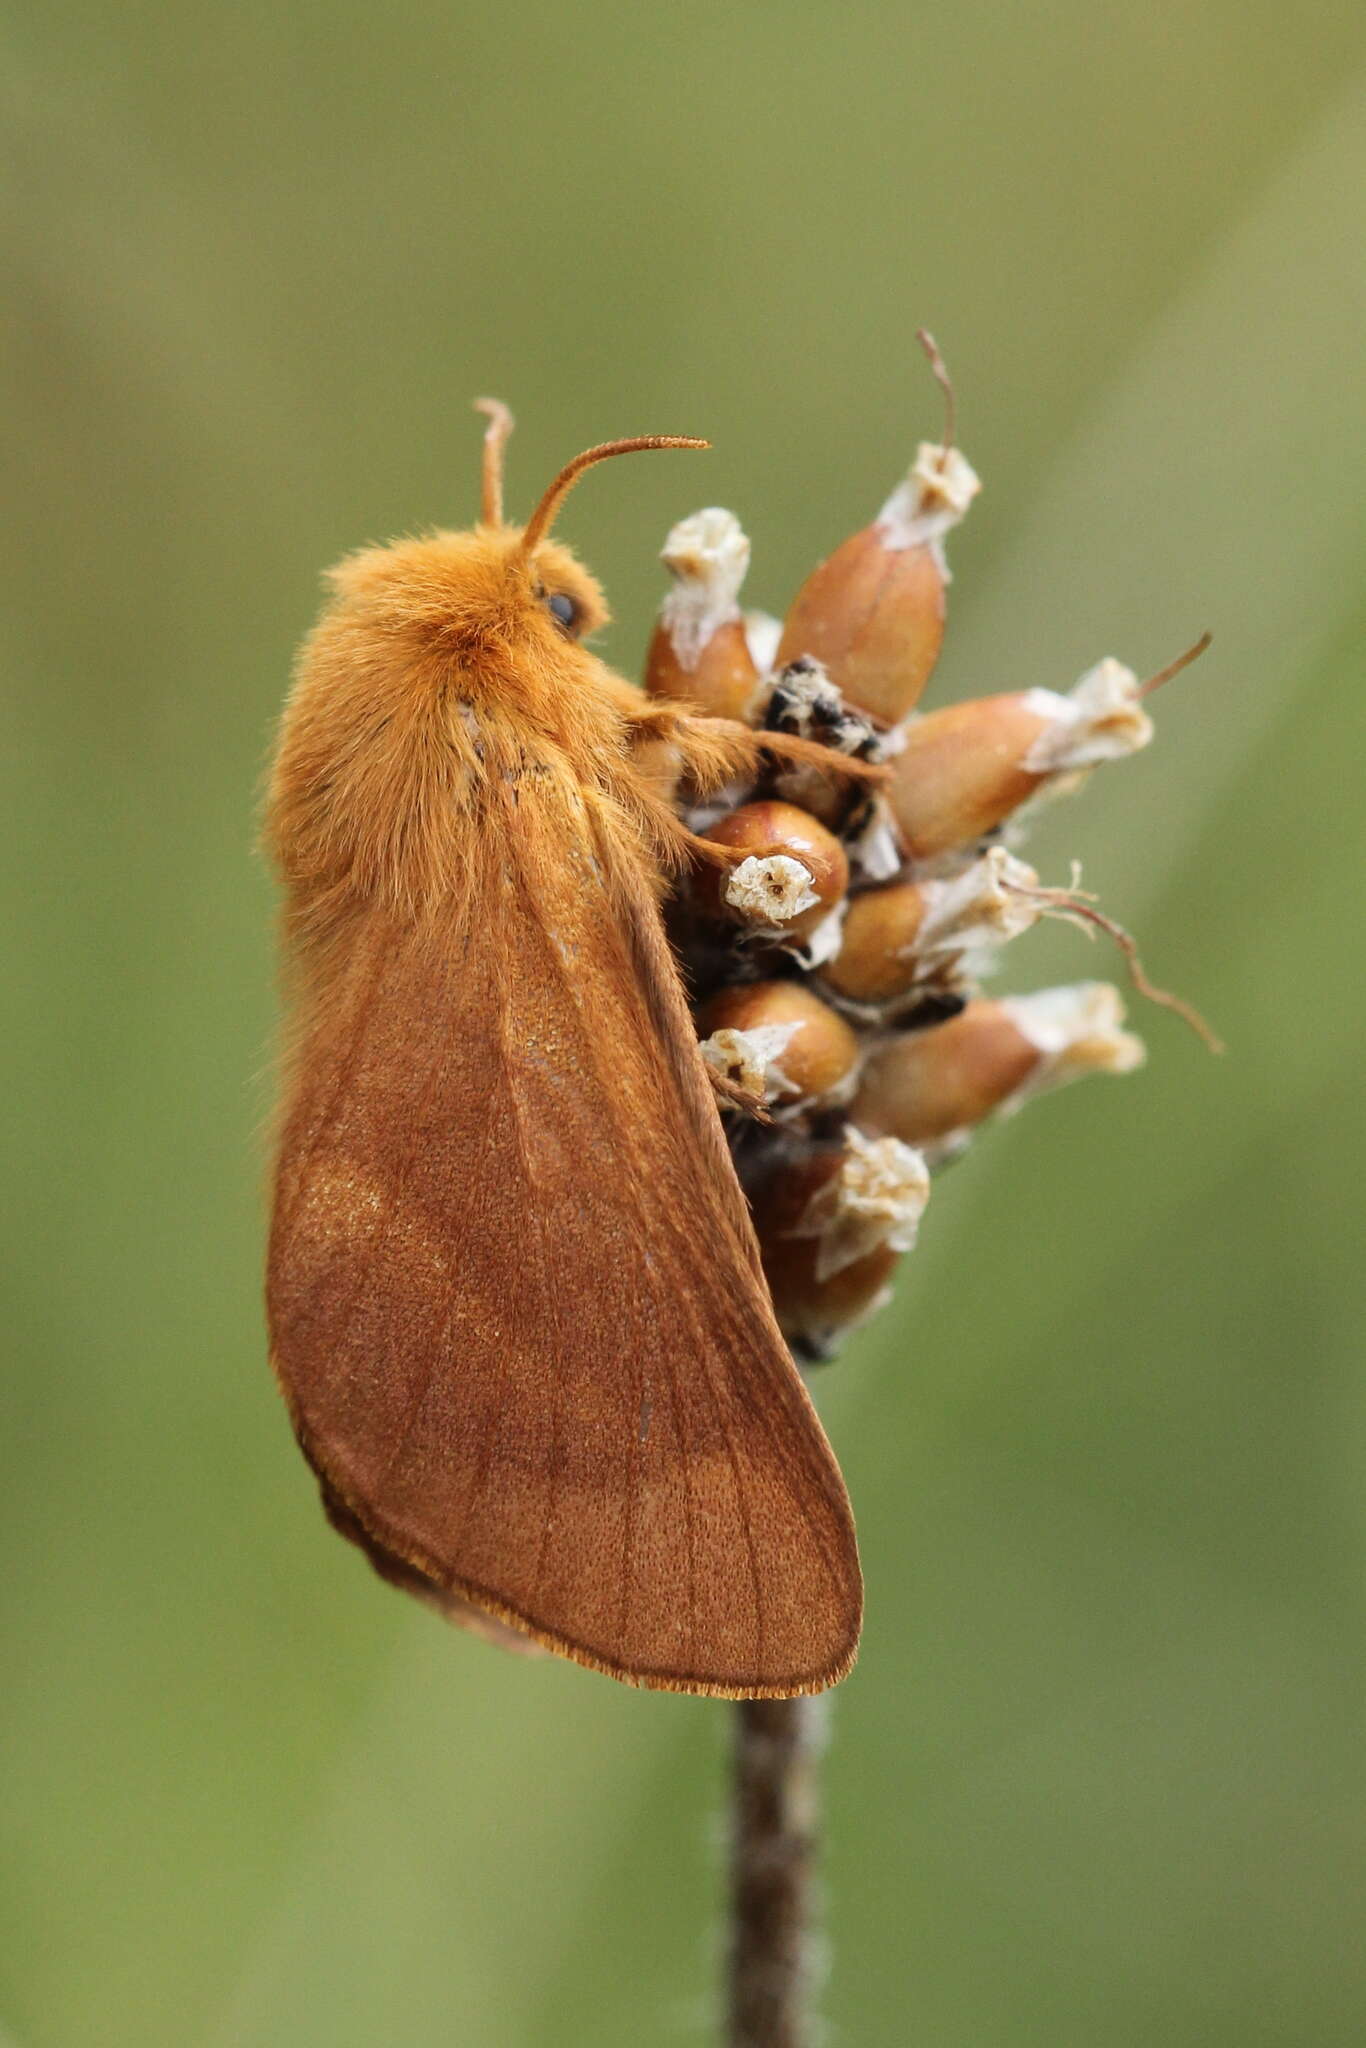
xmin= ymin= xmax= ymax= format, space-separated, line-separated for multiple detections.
xmin=885 ymin=660 xmax=1154 ymax=860
xmin=645 ymin=508 xmax=763 ymax=721
xmin=821 ymin=847 xmax=1041 ymax=1008
xmin=648 ymin=348 xmax=1211 ymax=1368
xmin=774 ymin=335 xmax=980 ymax=724
xmin=748 ymin=1139 xmax=927 ymax=1360
xmin=851 ymin=984 xmax=1144 ymax=1155
xmin=698 ymin=981 xmax=862 ymax=1109
xmin=701 ymin=800 xmax=850 ymax=949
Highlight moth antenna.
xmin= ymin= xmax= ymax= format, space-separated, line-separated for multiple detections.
xmin=519 ymin=436 xmax=709 ymax=556
xmin=1138 ymin=630 xmax=1212 ymax=697
xmin=474 ymin=397 xmax=516 ymax=526
xmin=915 ymin=328 xmax=956 ymax=450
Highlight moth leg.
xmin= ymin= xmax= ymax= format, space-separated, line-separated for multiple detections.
xmin=626 ymin=704 xmax=888 ymax=797
xmin=625 ymin=729 xmax=686 ymax=805
xmin=623 ymin=713 xmax=879 ymax=884
xmin=705 ymin=1063 xmax=772 ymax=1122
xmin=633 ymin=784 xmax=762 ymax=876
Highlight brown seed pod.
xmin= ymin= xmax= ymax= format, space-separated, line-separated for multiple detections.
xmin=748 ymin=1132 xmax=929 ymax=1358
xmin=765 ymin=1235 xmax=901 ymax=1361
xmin=821 ymin=882 xmax=929 ymax=1005
xmin=776 ymin=465 xmax=980 ymax=732
xmin=775 ymin=521 xmax=947 ymax=726
xmin=700 ymin=799 xmax=849 ymax=942
xmin=887 ymin=661 xmax=1152 ymax=859
xmin=821 ymin=848 xmax=1043 ymax=1006
xmin=851 ymin=984 xmax=1144 ymax=1149
xmin=697 ymin=981 xmax=861 ymax=1106
xmin=645 ymin=507 xmax=762 ymax=721
xmin=775 ymin=338 xmax=980 ymax=725
xmin=853 ymin=1002 xmax=1037 ymax=1144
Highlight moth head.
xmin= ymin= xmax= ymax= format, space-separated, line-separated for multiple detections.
xmin=273 ymin=410 xmax=707 ymax=915
xmin=476 ymin=397 xmax=708 ymax=652
xmin=319 ymin=406 xmax=708 ymax=666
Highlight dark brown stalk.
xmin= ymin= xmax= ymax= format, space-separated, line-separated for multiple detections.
xmin=726 ymin=1695 xmax=825 ymax=2046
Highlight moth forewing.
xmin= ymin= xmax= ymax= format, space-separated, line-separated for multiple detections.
xmin=268 ymin=777 xmax=862 ymax=1695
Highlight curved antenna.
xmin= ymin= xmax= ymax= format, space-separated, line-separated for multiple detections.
xmin=1138 ymin=630 xmax=1212 ymax=697
xmin=518 ymin=435 xmax=709 ymax=556
xmin=473 ymin=397 xmax=516 ymax=526
xmin=915 ymin=328 xmax=956 ymax=450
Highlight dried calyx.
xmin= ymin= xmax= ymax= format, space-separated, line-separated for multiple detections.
xmin=698 ymin=982 xmax=860 ymax=1112
xmin=649 ymin=341 xmax=1215 ymax=1359
xmin=645 ymin=507 xmax=762 ymax=721
xmin=772 ymin=332 xmax=981 ymax=726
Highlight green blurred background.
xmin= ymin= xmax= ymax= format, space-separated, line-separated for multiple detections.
xmin=4 ymin=3 xmax=1365 ymax=2043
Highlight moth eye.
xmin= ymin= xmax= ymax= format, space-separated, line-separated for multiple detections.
xmin=545 ymin=590 xmax=581 ymax=636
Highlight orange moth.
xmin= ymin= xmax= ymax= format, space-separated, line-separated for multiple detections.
xmin=264 ymin=402 xmax=877 ymax=1697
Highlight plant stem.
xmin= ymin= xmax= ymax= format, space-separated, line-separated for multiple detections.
xmin=726 ymin=1695 xmax=825 ymax=2046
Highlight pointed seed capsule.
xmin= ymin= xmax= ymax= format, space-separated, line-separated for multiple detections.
xmin=645 ymin=507 xmax=762 ymax=721
xmin=701 ymin=800 xmax=849 ymax=943
xmin=775 ymin=440 xmax=981 ymax=724
xmin=697 ymin=980 xmax=861 ymax=1106
xmin=749 ymin=1131 xmax=929 ymax=1358
xmin=822 ymin=849 xmax=1042 ymax=1007
xmin=887 ymin=659 xmax=1153 ymax=858
xmin=851 ymin=983 xmax=1145 ymax=1149
xmin=767 ymin=1237 xmax=900 ymax=1363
